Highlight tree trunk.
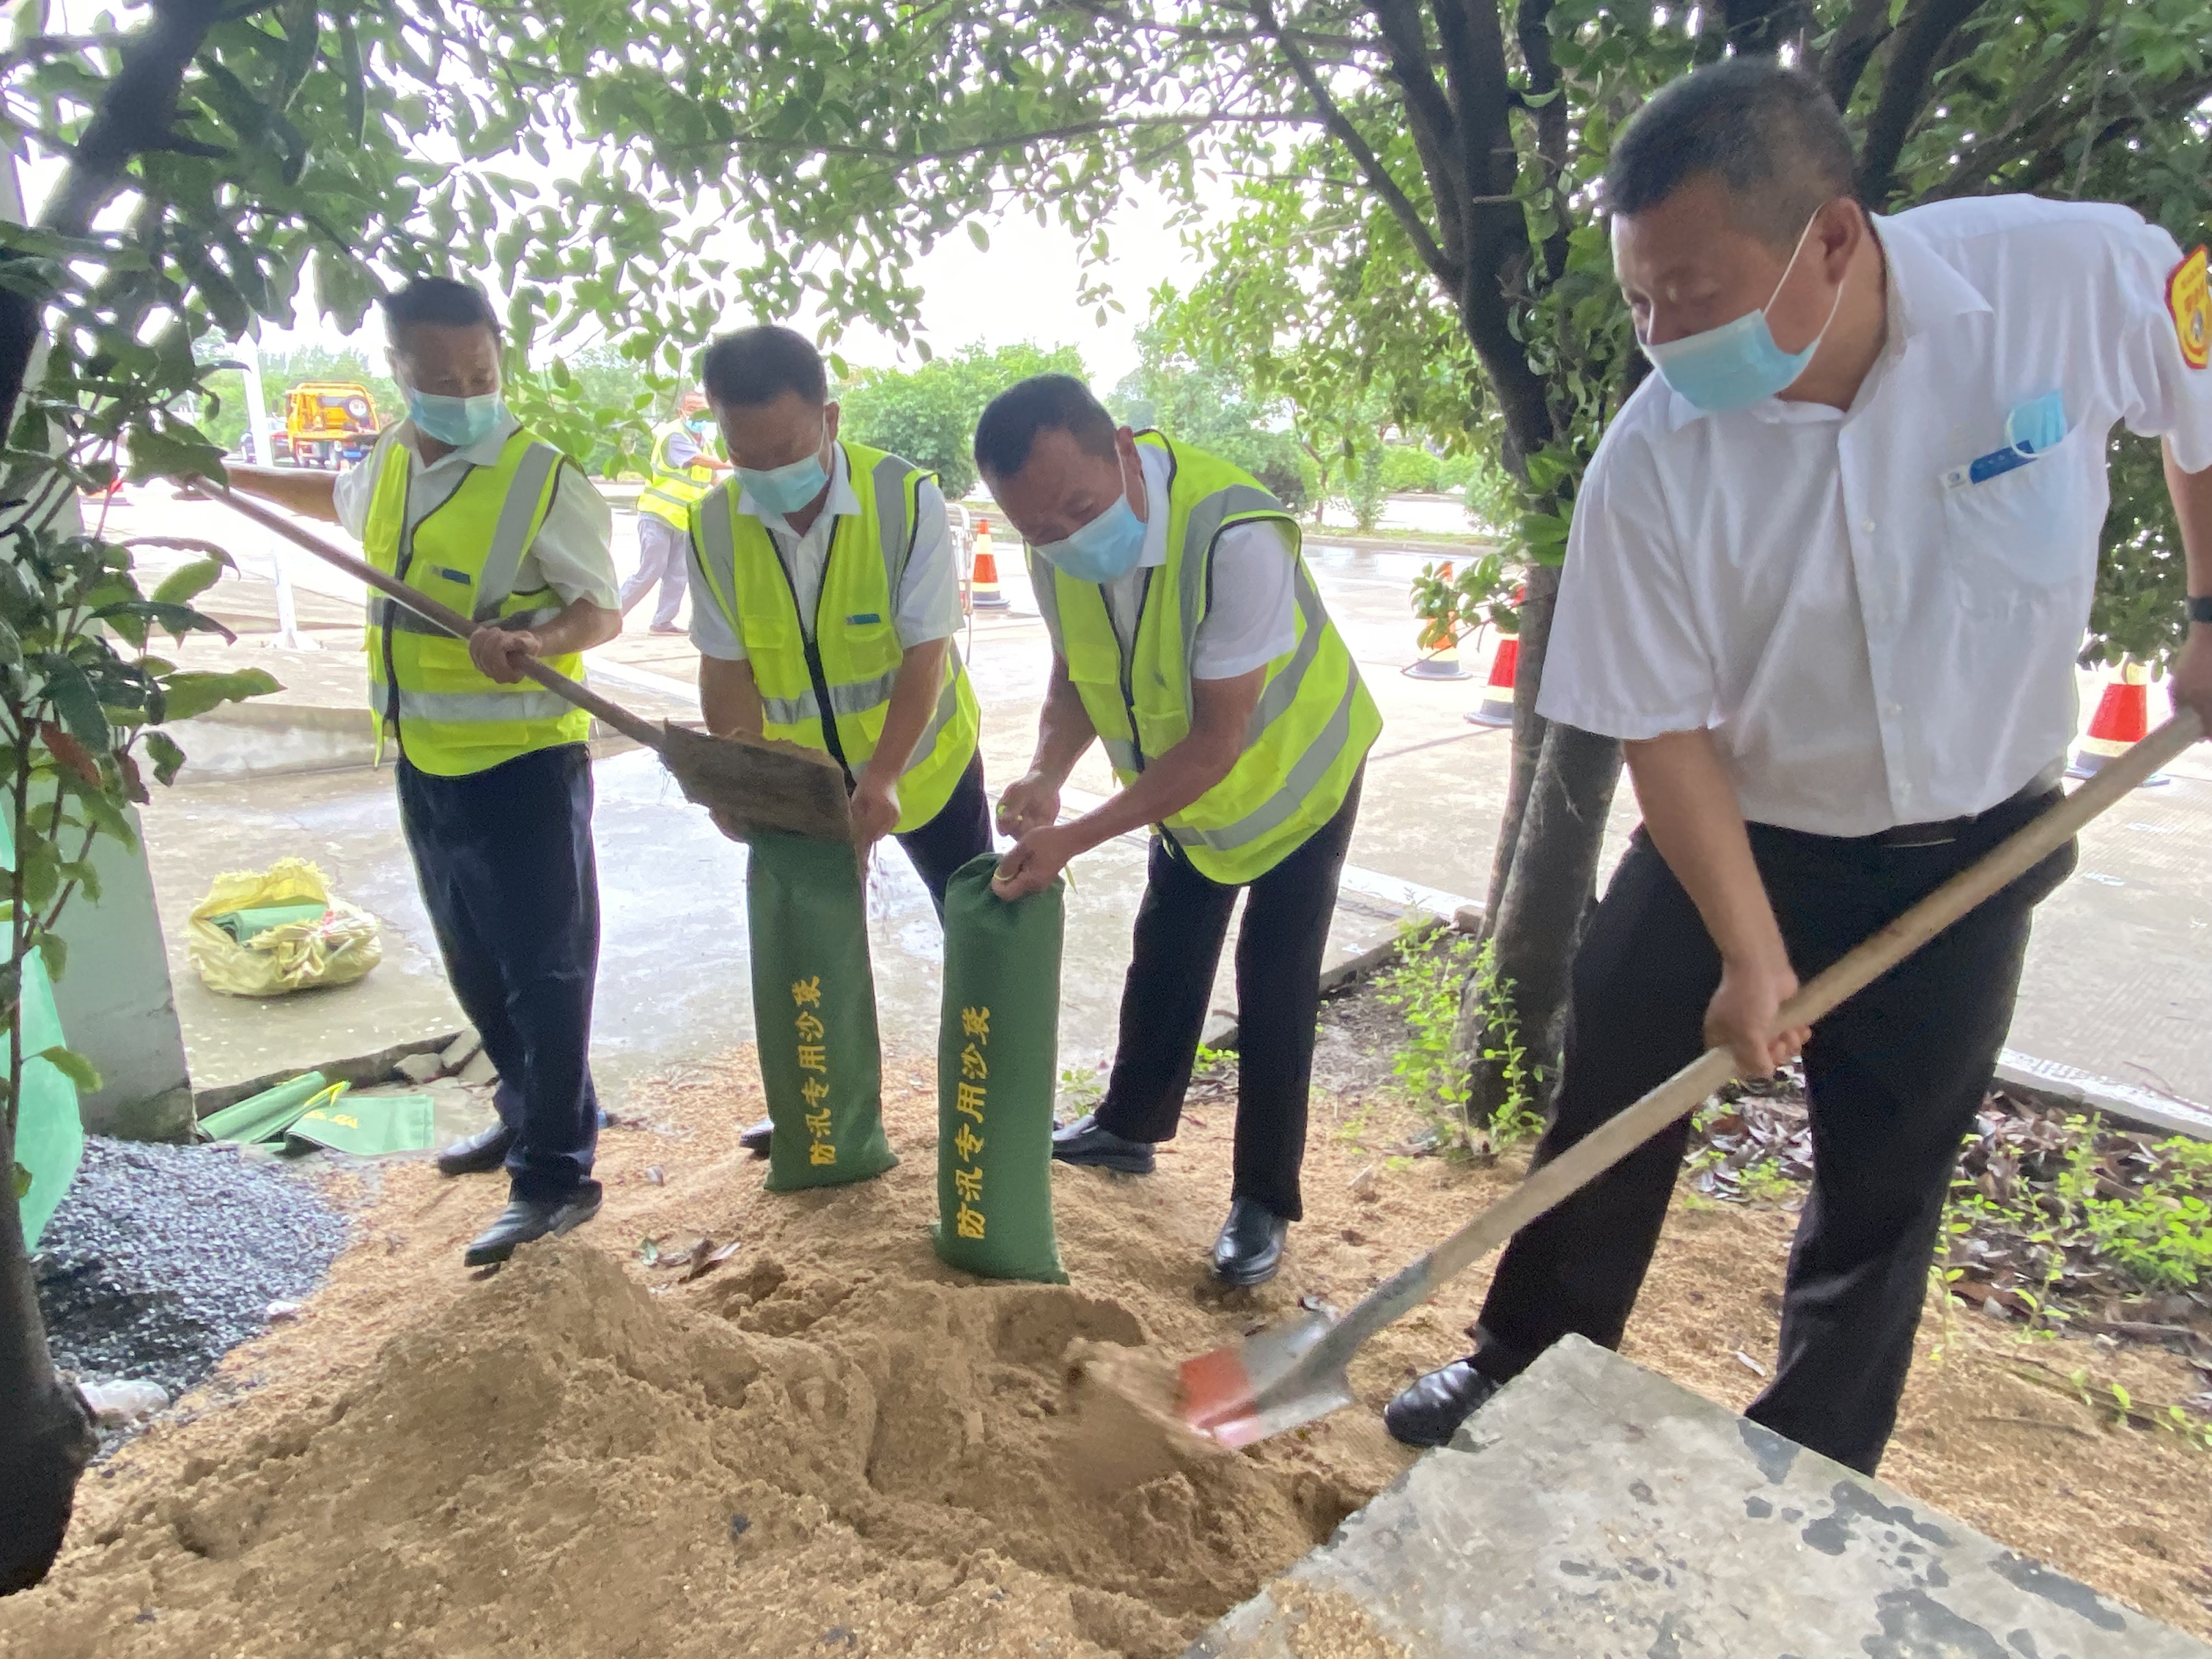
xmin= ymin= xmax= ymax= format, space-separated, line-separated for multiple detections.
xmin=1458 ymin=561 xmax=1624 ymax=1127
xmin=0 ymin=1113 xmax=95 ymax=1594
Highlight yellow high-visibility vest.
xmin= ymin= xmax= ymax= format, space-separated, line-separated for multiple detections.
xmin=361 ymin=426 xmax=591 ymax=777
xmin=1029 ymin=432 xmax=1380 ymax=884
xmin=640 ymin=420 xmax=721 ymax=528
xmin=689 ymin=441 xmax=981 ymax=833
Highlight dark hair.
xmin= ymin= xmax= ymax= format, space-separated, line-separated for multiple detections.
xmin=699 ymin=325 xmax=828 ymax=408
xmin=972 ymin=374 xmax=1118 ymax=479
xmin=381 ymin=276 xmax=502 ymax=343
xmin=1606 ymin=59 xmax=1856 ymax=247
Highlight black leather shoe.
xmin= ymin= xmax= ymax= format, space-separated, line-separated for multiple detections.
xmin=463 ymin=1185 xmax=603 ymax=1267
xmin=1383 ymin=1358 xmax=1501 ymax=1449
xmin=1211 ymin=1196 xmax=1288 ymax=1287
xmin=435 ymin=1121 xmax=514 ymax=1178
xmin=1050 ymin=1113 xmax=1155 ymax=1174
xmin=738 ymin=1118 xmax=773 ymax=1157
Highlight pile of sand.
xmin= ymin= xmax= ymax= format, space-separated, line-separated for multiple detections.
xmin=5 ymin=1062 xmax=1399 ymax=1659
xmin=8 ymin=1045 xmax=2209 ymax=1655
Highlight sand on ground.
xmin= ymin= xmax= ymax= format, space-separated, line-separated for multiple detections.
xmin=3 ymin=1048 xmax=2207 ymax=1657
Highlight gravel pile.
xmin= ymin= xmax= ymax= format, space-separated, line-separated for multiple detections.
xmin=34 ymin=1135 xmax=350 ymax=1399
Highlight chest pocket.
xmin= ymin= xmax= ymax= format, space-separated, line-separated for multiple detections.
xmin=1938 ymin=422 xmax=2097 ymax=616
xmin=407 ymin=558 xmax=476 ymax=616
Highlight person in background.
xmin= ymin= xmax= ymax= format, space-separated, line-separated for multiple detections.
xmin=624 ymin=391 xmax=729 ymax=633
xmin=1382 ymin=59 xmax=2212 ymax=1473
xmin=225 ymin=276 xmax=622 ymax=1267
xmin=684 ymin=324 xmax=991 ymax=1159
xmin=977 ymin=374 xmax=1380 ymax=1287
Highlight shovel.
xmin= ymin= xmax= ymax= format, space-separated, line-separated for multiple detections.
xmin=1177 ymin=710 xmax=2205 ymax=1449
xmin=199 ymin=483 xmax=854 ymax=845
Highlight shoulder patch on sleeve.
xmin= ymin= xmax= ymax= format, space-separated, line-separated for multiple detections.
xmin=2168 ymin=243 xmax=2209 ymax=370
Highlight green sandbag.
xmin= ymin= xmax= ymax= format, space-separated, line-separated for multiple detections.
xmin=199 ymin=1070 xmax=329 ymax=1145
xmin=745 ymin=829 xmax=896 ymax=1191
xmin=283 ymin=1093 xmax=435 ymax=1157
xmin=932 ymin=853 xmax=1068 ymax=1283
xmin=211 ymin=902 xmax=330 ymax=944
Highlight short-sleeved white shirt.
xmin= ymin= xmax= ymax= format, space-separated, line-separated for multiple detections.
xmin=1095 ymin=441 xmax=1297 ymax=681
xmin=686 ymin=444 xmax=960 ymax=662
xmin=333 ymin=417 xmax=618 ymax=608
xmin=1539 ymin=195 xmax=2212 ymax=836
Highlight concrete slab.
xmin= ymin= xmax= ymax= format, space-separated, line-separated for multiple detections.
xmin=1188 ymin=1335 xmax=2208 ymax=1658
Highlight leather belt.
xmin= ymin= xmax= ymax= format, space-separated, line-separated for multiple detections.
xmin=1865 ymin=760 xmax=2067 ymax=849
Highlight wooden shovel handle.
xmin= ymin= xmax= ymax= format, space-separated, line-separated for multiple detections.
xmin=1334 ymin=710 xmax=2204 ymax=1357
xmin=202 ymin=483 xmax=666 ymax=752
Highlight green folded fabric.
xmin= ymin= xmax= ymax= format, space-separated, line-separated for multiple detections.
xmin=282 ymin=1093 xmax=435 ymax=1157
xmin=209 ymin=902 xmax=330 ymax=944
xmin=200 ymin=1071 xmax=330 ymax=1145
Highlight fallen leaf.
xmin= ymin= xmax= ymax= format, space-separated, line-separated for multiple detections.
xmin=1733 ymin=1350 xmax=1768 ymax=1378
xmin=645 ymin=1166 xmax=665 ymax=1187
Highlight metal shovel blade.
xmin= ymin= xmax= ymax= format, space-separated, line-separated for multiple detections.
xmin=1177 ymin=1308 xmax=1354 ymax=1449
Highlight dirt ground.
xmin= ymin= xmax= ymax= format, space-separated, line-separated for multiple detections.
xmin=4 ymin=1042 xmax=2209 ymax=1658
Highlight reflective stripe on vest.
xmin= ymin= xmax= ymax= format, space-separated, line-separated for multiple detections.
xmin=361 ymin=426 xmax=592 ymax=777
xmin=640 ymin=421 xmax=720 ymax=526
xmin=1030 ymin=431 xmax=1380 ymax=884
xmin=689 ymin=441 xmax=981 ymax=834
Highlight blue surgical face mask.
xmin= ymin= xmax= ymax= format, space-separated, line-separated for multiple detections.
xmin=1036 ymin=494 xmax=1146 ymax=584
xmin=740 ymin=429 xmax=830 ymax=516
xmin=1640 ymin=210 xmax=1844 ymax=414
xmin=406 ymin=388 xmax=507 ymax=448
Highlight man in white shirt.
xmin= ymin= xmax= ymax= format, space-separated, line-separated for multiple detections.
xmin=226 ymin=278 xmax=623 ymax=1268
xmin=980 ymin=375 xmax=1382 ymax=1286
xmin=682 ymin=326 xmax=991 ymax=1158
xmin=1385 ymin=60 xmax=2212 ymax=1471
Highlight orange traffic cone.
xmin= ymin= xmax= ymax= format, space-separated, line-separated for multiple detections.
xmin=2068 ymin=659 xmax=2170 ymax=786
xmin=1466 ymin=584 xmax=1524 ymax=727
xmin=1407 ymin=561 xmax=1470 ymax=680
xmin=970 ymin=518 xmax=1009 ymax=611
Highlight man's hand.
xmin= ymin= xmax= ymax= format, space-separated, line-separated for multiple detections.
xmin=2171 ymin=622 xmax=2212 ymax=738
xmin=996 ymin=771 xmax=1063 ymax=840
xmin=1703 ymin=952 xmax=1810 ymax=1077
xmin=852 ymin=770 xmax=900 ymax=848
xmin=991 ymin=824 xmax=1074 ymax=900
xmin=470 ymin=625 xmax=540 ymax=683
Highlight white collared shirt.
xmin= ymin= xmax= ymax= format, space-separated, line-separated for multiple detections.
xmin=1539 ymin=195 xmax=2212 ymax=836
xmin=1096 ymin=441 xmax=1297 ymax=680
xmin=333 ymin=416 xmax=618 ymax=608
xmin=686 ymin=444 xmax=959 ymax=662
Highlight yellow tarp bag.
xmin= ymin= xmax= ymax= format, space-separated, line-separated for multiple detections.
xmin=187 ymin=858 xmax=382 ymax=997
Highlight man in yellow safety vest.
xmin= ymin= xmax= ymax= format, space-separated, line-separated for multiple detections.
xmin=226 ymin=277 xmax=622 ymax=1268
xmin=978 ymin=374 xmax=1381 ymax=1286
xmin=623 ymin=391 xmax=729 ymax=632
xmin=684 ymin=324 xmax=991 ymax=1157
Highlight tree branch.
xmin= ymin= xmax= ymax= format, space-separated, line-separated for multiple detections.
xmin=1719 ymin=0 xmax=1812 ymax=57
xmin=1854 ymin=0 xmax=1990 ymax=205
xmin=1252 ymin=0 xmax=1456 ymax=284
xmin=1516 ymin=0 xmax=1571 ymax=283
xmin=1814 ymin=0 xmax=1893 ymax=111
xmin=1926 ymin=68 xmax=2212 ymax=203
xmin=1370 ymin=0 xmax=1467 ymax=268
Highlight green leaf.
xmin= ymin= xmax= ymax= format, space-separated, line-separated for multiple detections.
xmin=34 ymin=1044 xmax=101 ymax=1092
xmin=36 ymin=930 xmax=65 ymax=982
xmin=11 ymin=1161 xmax=28 ymax=1201
xmin=151 ymin=557 xmax=228 ymax=607
xmin=145 ymin=730 xmax=187 ymax=786
xmin=37 ymin=655 xmax=110 ymax=753
xmin=156 ymin=668 xmax=280 ymax=723
xmin=966 ymin=221 xmax=990 ymax=253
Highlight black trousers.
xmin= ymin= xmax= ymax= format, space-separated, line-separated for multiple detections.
xmin=891 ymin=751 xmax=994 ymax=918
xmin=1097 ymin=771 xmax=1365 ymax=1222
xmin=1470 ymin=790 xmax=2075 ymax=1473
xmin=398 ymin=744 xmax=601 ymax=1204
